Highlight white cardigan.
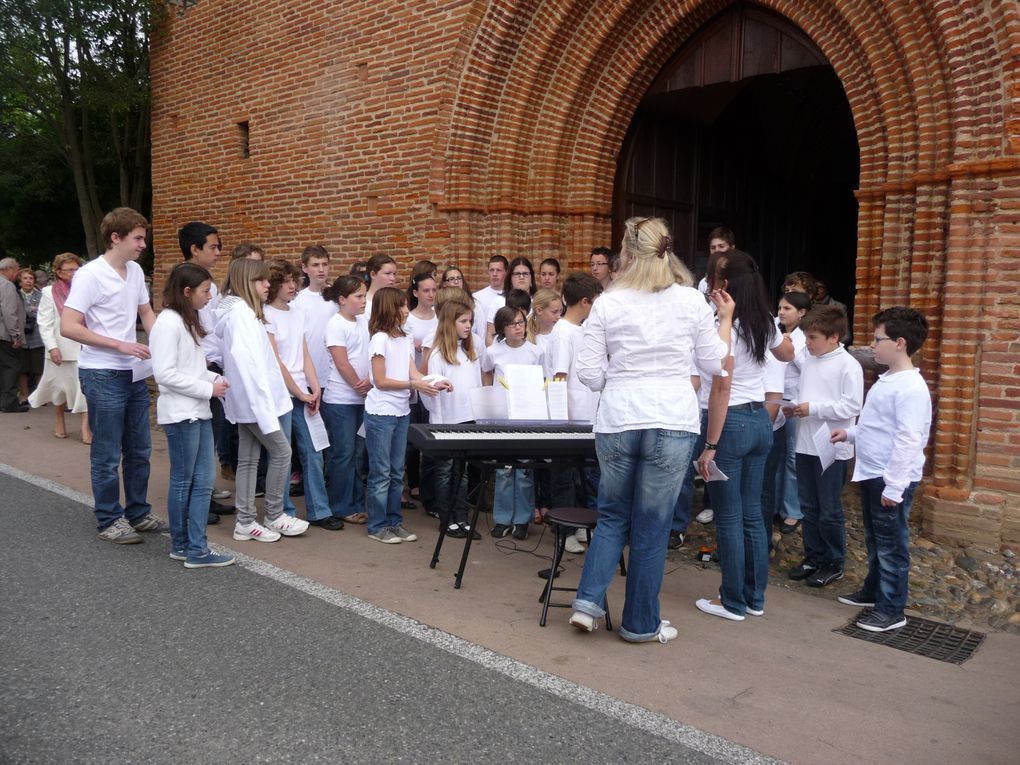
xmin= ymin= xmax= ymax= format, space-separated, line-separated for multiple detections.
xmin=36 ymin=286 xmax=80 ymax=361
xmin=150 ymin=309 xmax=217 ymax=425
xmin=214 ymin=296 xmax=292 ymax=434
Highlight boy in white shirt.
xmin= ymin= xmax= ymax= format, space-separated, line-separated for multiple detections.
xmin=547 ymin=272 xmax=603 ymax=552
xmin=292 ymin=245 xmax=339 ymax=391
xmin=472 ymin=255 xmax=507 ymax=346
xmin=832 ymin=307 xmax=931 ymax=632
xmin=784 ymin=306 xmax=863 ymax=587
xmin=62 ymin=207 xmax=163 ymax=544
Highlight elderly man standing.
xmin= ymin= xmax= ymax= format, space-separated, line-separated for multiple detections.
xmin=0 ymin=258 xmax=28 ymax=413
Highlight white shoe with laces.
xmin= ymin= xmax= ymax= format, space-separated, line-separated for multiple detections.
xmin=564 ymin=535 xmax=586 ymax=554
xmin=695 ymin=508 xmax=714 ymax=524
xmin=266 ymin=515 xmax=309 ymax=537
xmin=569 ymin=611 xmax=597 ymax=632
xmin=233 ymin=521 xmax=281 ymax=543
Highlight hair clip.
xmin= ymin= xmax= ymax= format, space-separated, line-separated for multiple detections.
xmin=657 ymin=236 xmax=673 ymax=259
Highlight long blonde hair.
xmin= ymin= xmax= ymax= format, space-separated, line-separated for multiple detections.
xmin=527 ymin=288 xmax=561 ymax=341
xmin=223 ymin=258 xmax=271 ymax=321
xmin=433 ymin=300 xmax=476 ymax=365
xmin=611 ymin=217 xmax=693 ymax=292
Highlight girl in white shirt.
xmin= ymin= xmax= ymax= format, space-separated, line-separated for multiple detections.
xmin=150 ymin=263 xmax=234 ymax=568
xmin=322 ymin=276 xmax=372 ymax=524
xmin=422 ymin=301 xmax=482 ymax=538
xmin=364 ymin=287 xmax=448 ymax=544
xmin=482 ymin=306 xmax=544 ymax=539
xmin=214 ymin=258 xmax=308 ymax=543
xmin=405 ymin=271 xmax=440 ymax=511
xmin=526 ymin=288 xmax=562 ymax=379
xmin=364 ymin=253 xmax=398 ymax=318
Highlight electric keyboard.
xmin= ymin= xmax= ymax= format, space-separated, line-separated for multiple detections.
xmin=408 ymin=423 xmax=595 ymax=459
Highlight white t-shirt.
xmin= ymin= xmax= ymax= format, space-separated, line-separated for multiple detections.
xmin=534 ymin=331 xmax=556 ymax=380
xmin=324 ymin=313 xmax=370 ymax=405
xmin=547 ymin=320 xmax=598 ymax=422
xmin=292 ymin=287 xmax=338 ymax=389
xmin=422 ymin=346 xmax=482 ymax=424
xmin=366 ymin=332 xmax=413 ymax=416
xmin=784 ymin=326 xmax=806 ymax=399
xmin=265 ymin=304 xmax=309 ymax=393
xmin=198 ymin=281 xmax=221 ymax=366
xmin=65 ymin=257 xmax=149 ymax=370
xmin=481 ymin=339 xmax=543 ymax=382
xmin=404 ymin=311 xmax=438 ymax=369
xmin=724 ymin=321 xmax=783 ymax=406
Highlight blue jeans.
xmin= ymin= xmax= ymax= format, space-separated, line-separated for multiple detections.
xmin=492 ymin=466 xmax=535 ymax=525
xmin=321 ymin=402 xmax=366 ymax=518
xmin=364 ymin=412 xmax=409 ymax=535
xmin=860 ymin=478 xmax=918 ymax=618
xmin=672 ymin=409 xmax=707 ymax=533
xmin=712 ymin=406 xmax=772 ymax=615
xmin=163 ymin=419 xmax=215 ymax=557
xmin=573 ymin=428 xmax=695 ymax=640
xmin=79 ymin=368 xmax=151 ymax=529
xmin=796 ymin=454 xmax=849 ymax=566
xmin=281 ymin=398 xmax=331 ymax=520
xmin=762 ymin=421 xmax=803 ymax=527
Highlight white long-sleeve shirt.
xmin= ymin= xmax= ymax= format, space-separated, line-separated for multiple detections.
xmin=36 ymin=286 xmax=80 ymax=361
xmin=214 ymin=296 xmax=292 ymax=434
xmin=847 ymin=367 xmax=931 ymax=503
xmin=576 ymin=284 xmax=726 ymax=434
xmin=150 ymin=309 xmax=217 ymax=424
xmin=793 ymin=346 xmax=863 ymax=460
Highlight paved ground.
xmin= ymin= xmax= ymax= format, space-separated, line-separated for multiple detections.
xmin=3 ymin=405 xmax=1020 ymax=764
xmin=0 ymin=473 xmax=772 ymax=765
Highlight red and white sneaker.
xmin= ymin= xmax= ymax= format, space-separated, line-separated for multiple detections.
xmin=266 ymin=515 xmax=310 ymax=537
xmin=233 ymin=521 xmax=281 ymax=543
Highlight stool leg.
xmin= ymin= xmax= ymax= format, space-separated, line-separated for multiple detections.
xmin=540 ymin=524 xmax=567 ymax=627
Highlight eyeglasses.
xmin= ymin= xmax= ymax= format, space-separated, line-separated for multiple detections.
xmin=512 ymin=271 xmax=530 ymax=278
xmin=590 ymin=260 xmax=608 ymax=268
xmin=444 ymin=275 xmax=463 ymax=282
xmin=871 ymin=336 xmax=893 ymax=344
xmin=507 ymin=320 xmax=526 ymax=327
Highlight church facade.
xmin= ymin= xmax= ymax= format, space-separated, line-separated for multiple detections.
xmin=150 ymin=0 xmax=1020 ymax=550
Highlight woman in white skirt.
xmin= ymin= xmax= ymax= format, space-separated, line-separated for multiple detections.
xmin=28 ymin=253 xmax=91 ymax=442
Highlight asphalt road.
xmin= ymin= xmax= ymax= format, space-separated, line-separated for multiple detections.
xmin=0 ymin=469 xmax=778 ymax=764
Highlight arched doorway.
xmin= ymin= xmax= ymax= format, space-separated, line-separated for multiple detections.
xmin=614 ymin=4 xmax=859 ymax=307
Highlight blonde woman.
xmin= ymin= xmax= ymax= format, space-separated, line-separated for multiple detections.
xmin=29 ymin=253 xmax=91 ymax=442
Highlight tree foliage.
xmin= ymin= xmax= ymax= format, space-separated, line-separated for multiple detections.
xmin=0 ymin=0 xmax=155 ymax=262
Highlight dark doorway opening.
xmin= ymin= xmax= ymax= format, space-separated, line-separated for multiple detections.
xmin=614 ymin=5 xmax=859 ymax=310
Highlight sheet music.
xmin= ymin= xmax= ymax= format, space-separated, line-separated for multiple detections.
xmin=132 ymin=357 xmax=152 ymax=382
xmin=693 ymin=460 xmax=729 ymax=481
xmin=504 ymin=364 xmax=548 ymax=420
xmin=470 ymin=386 xmax=508 ymax=421
xmin=304 ymin=407 xmax=330 ymax=452
xmin=812 ymin=421 xmax=837 ymax=473
xmin=546 ymin=379 xmax=568 ymax=420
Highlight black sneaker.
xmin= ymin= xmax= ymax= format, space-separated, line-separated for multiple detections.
xmin=837 ymin=589 xmax=876 ymax=607
xmin=210 ymin=499 xmax=234 ymax=515
xmin=511 ymin=523 xmax=529 ymax=540
xmin=490 ymin=524 xmax=511 ymax=538
xmin=667 ymin=530 xmax=684 ymax=550
xmin=207 ymin=511 xmax=221 ymax=526
xmin=445 ymin=523 xmax=467 ymax=539
xmin=458 ymin=522 xmax=481 ymax=540
xmin=309 ymin=516 xmax=345 ymax=530
xmin=856 ymin=611 xmax=907 ymax=632
xmin=788 ymin=559 xmax=818 ymax=581
xmin=806 ymin=562 xmax=845 ymax=587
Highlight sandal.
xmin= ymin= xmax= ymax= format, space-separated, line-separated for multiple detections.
xmin=341 ymin=512 xmax=368 ymax=524
xmin=54 ymin=432 xmax=68 ymax=439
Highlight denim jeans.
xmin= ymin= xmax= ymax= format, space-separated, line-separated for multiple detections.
xmin=364 ymin=412 xmax=410 ymax=535
xmin=672 ymin=409 xmax=707 ymax=533
xmin=796 ymin=454 xmax=849 ymax=566
xmin=281 ymin=398 xmax=331 ymax=520
xmin=236 ymin=417 xmax=292 ymax=526
xmin=434 ymin=456 xmax=469 ymax=526
xmin=762 ymin=421 xmax=803 ymax=528
xmin=860 ymin=478 xmax=918 ymax=618
xmin=712 ymin=406 xmax=772 ymax=615
xmin=573 ymin=428 xmax=695 ymax=640
xmin=321 ymin=402 xmax=366 ymax=518
xmin=163 ymin=418 xmax=214 ymax=557
xmin=79 ymin=368 xmax=152 ymax=529
xmin=492 ymin=466 xmax=535 ymax=525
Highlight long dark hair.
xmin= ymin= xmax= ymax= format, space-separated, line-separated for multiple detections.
xmin=163 ymin=262 xmax=212 ymax=343
xmin=708 ymin=250 xmax=774 ymax=363
xmin=503 ymin=256 xmax=536 ymax=295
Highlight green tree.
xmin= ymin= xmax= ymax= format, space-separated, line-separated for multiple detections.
xmin=0 ymin=0 xmax=154 ymax=260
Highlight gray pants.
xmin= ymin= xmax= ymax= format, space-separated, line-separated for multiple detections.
xmin=236 ymin=421 xmax=291 ymax=527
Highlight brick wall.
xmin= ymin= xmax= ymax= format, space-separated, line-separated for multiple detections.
xmin=151 ymin=0 xmax=1020 ymax=549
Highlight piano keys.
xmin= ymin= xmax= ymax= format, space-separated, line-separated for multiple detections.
xmin=408 ymin=422 xmax=595 ymax=459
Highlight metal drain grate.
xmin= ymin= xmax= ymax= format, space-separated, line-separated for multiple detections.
xmin=835 ymin=612 xmax=985 ymax=664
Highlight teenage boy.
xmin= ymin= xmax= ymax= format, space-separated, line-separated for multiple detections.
xmin=472 ymin=255 xmax=507 ymax=345
xmin=589 ymin=247 xmax=612 ymax=289
xmin=832 ymin=307 xmax=931 ymax=632
xmin=178 ymin=221 xmax=233 ymax=521
xmin=292 ymin=245 xmax=338 ymax=391
xmin=548 ymin=272 xmax=603 ymax=552
xmin=784 ymin=305 xmax=863 ymax=586
xmin=698 ymin=227 xmax=735 ymax=296
xmin=62 ymin=207 xmax=164 ymax=544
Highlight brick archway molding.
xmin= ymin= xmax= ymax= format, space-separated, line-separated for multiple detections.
xmin=432 ymin=0 xmax=1020 ymax=550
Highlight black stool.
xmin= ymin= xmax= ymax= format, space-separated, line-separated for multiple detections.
xmin=538 ymin=506 xmax=626 ymax=628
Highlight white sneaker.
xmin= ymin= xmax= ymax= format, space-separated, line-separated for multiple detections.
xmin=212 ymin=488 xmax=232 ymax=500
xmin=266 ymin=515 xmax=310 ymax=537
xmin=569 ymin=611 xmax=597 ymax=632
xmin=564 ymin=535 xmax=586 ymax=554
xmin=695 ymin=508 xmax=714 ymax=524
xmin=696 ymin=598 xmax=745 ymax=621
xmin=233 ymin=521 xmax=281 ymax=543
xmin=621 ymin=620 xmax=678 ymax=643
